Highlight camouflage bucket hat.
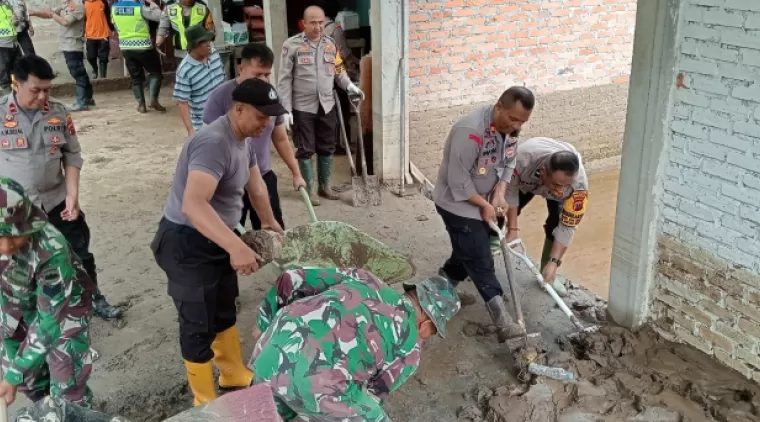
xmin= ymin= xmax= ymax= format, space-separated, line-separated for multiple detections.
xmin=0 ymin=178 xmax=47 ymax=237
xmin=403 ymin=275 xmax=461 ymax=338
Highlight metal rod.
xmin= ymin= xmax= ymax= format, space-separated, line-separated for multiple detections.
xmin=398 ymin=0 xmax=408 ymax=196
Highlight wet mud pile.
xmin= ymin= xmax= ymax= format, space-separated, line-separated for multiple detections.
xmin=461 ymin=326 xmax=760 ymax=422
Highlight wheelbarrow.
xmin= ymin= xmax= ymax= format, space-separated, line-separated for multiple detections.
xmin=243 ymin=186 xmax=416 ymax=284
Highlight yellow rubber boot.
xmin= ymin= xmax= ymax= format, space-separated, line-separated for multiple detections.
xmin=211 ymin=325 xmax=254 ymax=389
xmin=184 ymin=360 xmax=217 ymax=406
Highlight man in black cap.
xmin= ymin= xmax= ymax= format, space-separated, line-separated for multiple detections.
xmin=151 ymin=78 xmax=285 ymax=407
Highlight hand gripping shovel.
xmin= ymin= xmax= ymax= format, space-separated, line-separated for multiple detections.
xmin=347 ymin=95 xmax=381 ymax=206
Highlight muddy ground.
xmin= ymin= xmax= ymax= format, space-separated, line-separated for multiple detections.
xmin=8 ymin=90 xmax=759 ymax=421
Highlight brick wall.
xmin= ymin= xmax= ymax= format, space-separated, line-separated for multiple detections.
xmin=407 ymin=0 xmax=636 ymax=178
xmin=650 ymin=0 xmax=760 ymax=383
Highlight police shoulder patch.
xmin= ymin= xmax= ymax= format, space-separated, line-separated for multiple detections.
xmin=560 ymin=190 xmax=588 ymax=228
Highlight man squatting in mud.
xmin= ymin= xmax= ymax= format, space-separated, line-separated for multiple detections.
xmin=0 ymin=55 xmax=121 ymax=319
xmin=248 ymin=267 xmax=461 ymax=421
xmin=504 ymin=137 xmax=589 ymax=296
xmin=434 ymin=86 xmax=535 ymax=343
xmin=151 ymin=78 xmax=285 ymax=406
xmin=0 ymin=178 xmax=95 ymax=407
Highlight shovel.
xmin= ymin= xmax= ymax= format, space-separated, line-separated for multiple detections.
xmin=488 ymin=220 xmax=547 ymax=382
xmin=348 ymin=95 xmax=381 ymax=207
xmin=330 ymin=90 xmax=356 ymax=194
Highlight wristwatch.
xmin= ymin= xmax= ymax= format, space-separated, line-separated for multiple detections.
xmin=549 ymin=257 xmax=562 ymax=267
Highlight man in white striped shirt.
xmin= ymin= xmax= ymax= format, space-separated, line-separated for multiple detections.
xmin=173 ymin=24 xmax=225 ymax=136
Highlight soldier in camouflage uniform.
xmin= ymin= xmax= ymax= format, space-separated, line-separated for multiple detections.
xmin=0 ymin=178 xmax=95 ymax=407
xmin=248 ymin=267 xmax=461 ymax=421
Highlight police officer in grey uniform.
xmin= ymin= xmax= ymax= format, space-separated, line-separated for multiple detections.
xmin=505 ymin=137 xmax=589 ymax=297
xmin=277 ymin=5 xmax=363 ymax=206
xmin=29 ymin=0 xmax=94 ymax=111
xmin=434 ymin=86 xmax=534 ymax=343
xmin=0 ymin=55 xmax=121 ymax=319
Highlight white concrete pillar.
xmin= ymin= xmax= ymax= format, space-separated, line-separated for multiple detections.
xmin=371 ymin=0 xmax=408 ymax=183
xmin=263 ymin=0 xmax=289 ymax=82
xmin=607 ymin=0 xmax=680 ymax=328
xmin=206 ymin=0 xmax=225 ymax=48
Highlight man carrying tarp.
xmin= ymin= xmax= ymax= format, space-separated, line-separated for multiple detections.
xmin=248 ymin=267 xmax=461 ymax=421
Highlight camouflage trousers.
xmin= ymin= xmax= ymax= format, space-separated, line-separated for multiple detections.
xmin=1 ymin=322 xmax=93 ymax=406
xmin=253 ymin=357 xmax=389 ymax=422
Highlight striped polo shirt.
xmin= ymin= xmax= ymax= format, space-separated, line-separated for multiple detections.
xmin=173 ymin=51 xmax=226 ymax=130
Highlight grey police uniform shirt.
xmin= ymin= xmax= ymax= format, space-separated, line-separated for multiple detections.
xmin=277 ymin=33 xmax=352 ymax=114
xmin=434 ymin=104 xmax=517 ymax=220
xmin=0 ymin=94 xmax=83 ymax=211
xmin=163 ymin=115 xmax=258 ymax=229
xmin=506 ymin=137 xmax=589 ymax=247
xmin=53 ymin=0 xmax=86 ymax=52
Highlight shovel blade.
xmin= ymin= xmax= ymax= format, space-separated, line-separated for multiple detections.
xmin=351 ymin=176 xmax=369 ymax=207
xmin=351 ymin=176 xmax=382 ymax=207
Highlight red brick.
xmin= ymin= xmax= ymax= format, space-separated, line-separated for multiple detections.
xmin=452 ymin=27 xmax=474 ymax=36
xmin=432 ymin=10 xmax=454 ymax=19
xmin=443 ymin=56 xmax=464 ymax=64
xmin=416 ymin=22 xmax=442 ymax=31
xmin=488 ymin=51 xmax=507 ymax=58
xmin=454 ymin=9 xmax=477 ymax=17
xmin=466 ymin=35 xmax=487 ymax=43
xmin=531 ymin=29 xmax=550 ymax=37
xmin=510 ymin=49 xmax=528 ymax=57
xmin=591 ymin=23 xmax=608 ymax=30
xmin=429 ymin=67 xmax=447 ymax=74
xmin=522 ymin=4 xmax=540 ymax=11
xmin=429 ymin=31 xmax=448 ymax=39
xmin=480 ymin=6 xmax=498 ymax=14
xmin=410 ymin=68 xmax=426 ymax=77
xmin=499 ymin=22 xmax=519 ymax=31
xmin=451 ymin=45 xmax=470 ymax=54
xmin=418 ymin=58 xmax=441 ymax=67
xmin=552 ymin=9 xmax=571 ymax=16
xmin=542 ymin=1 xmax=562 ymax=8
xmin=475 ymin=25 xmax=498 ymax=33
xmin=446 ymin=0 xmax=465 ymax=6
xmin=410 ymin=13 xmax=428 ymax=23
xmin=451 ymin=63 xmax=473 ymax=71
xmin=518 ymin=38 xmax=538 ymax=47
xmin=510 ymin=31 xmax=529 ymax=39
xmin=531 ymin=47 xmax=548 ymax=54
xmin=419 ymin=41 xmax=441 ymax=49
xmin=409 ymin=50 xmax=427 ymax=59
xmin=443 ymin=37 xmax=465 ymax=46
xmin=521 ymin=21 xmax=539 ymax=29
xmin=580 ymin=32 xmax=595 ymax=40
xmin=498 ymin=41 xmax=516 ymax=49
xmin=462 ymin=17 xmax=486 ymax=26
xmin=465 ymin=70 xmax=485 ymax=78
xmin=499 ymin=5 xmax=520 ymax=13
xmin=464 ymin=0 xmax=486 ymax=5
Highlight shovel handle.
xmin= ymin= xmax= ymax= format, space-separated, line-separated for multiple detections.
xmin=487 ymin=221 xmax=526 ymax=331
xmin=298 ymin=186 xmax=319 ymax=224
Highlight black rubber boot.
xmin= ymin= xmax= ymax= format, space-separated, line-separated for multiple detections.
xmin=148 ymin=75 xmax=166 ymax=112
xmin=486 ymin=296 xmax=523 ymax=343
xmin=93 ymin=288 xmax=122 ymax=319
xmin=316 ymin=155 xmax=340 ymax=200
xmin=98 ymin=62 xmax=107 ymax=79
xmin=298 ymin=158 xmax=320 ymax=206
xmin=132 ymin=84 xmax=147 ymax=113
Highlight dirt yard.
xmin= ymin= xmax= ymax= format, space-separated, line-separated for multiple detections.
xmin=8 ymin=90 xmax=759 ymax=421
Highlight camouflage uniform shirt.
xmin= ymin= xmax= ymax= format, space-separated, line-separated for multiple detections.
xmin=0 ymin=222 xmax=94 ymax=387
xmin=249 ymin=267 xmax=421 ymax=421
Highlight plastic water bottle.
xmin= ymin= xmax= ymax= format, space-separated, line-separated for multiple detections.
xmin=527 ymin=363 xmax=575 ymax=381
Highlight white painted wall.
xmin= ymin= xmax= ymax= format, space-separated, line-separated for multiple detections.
xmin=660 ymin=0 xmax=760 ymax=270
